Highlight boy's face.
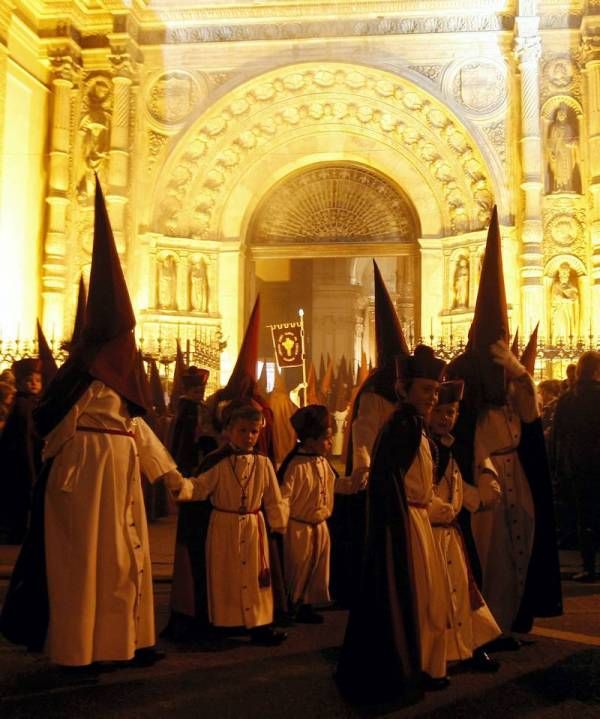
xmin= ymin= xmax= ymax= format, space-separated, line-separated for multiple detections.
xmin=227 ymin=418 xmax=262 ymax=452
xmin=304 ymin=427 xmax=333 ymax=456
xmin=429 ymin=402 xmax=459 ymax=436
xmin=22 ymin=372 xmax=42 ymax=396
xmin=406 ymin=378 xmax=440 ymax=420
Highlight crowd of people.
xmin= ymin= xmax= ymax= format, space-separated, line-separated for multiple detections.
xmin=0 ymin=186 xmax=594 ymax=707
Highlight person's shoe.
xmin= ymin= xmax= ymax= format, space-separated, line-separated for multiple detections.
xmin=481 ymin=635 xmax=522 ymax=652
xmin=295 ymin=605 xmax=324 ymax=624
xmin=130 ymin=648 xmax=166 ymax=667
xmin=463 ymin=648 xmax=500 ymax=673
xmin=250 ymin=627 xmax=288 ymax=646
xmin=572 ymin=571 xmax=598 ymax=583
xmin=422 ymin=673 xmax=450 ymax=691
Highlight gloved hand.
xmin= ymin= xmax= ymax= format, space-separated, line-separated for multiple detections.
xmin=163 ymin=469 xmax=184 ymax=494
xmin=350 ymin=467 xmax=369 ymax=492
xmin=428 ymin=496 xmax=455 ymax=524
xmin=478 ymin=471 xmax=502 ymax=508
xmin=490 ymin=339 xmax=527 ymax=378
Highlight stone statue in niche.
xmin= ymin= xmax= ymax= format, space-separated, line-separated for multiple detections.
xmin=452 ymin=256 xmax=470 ymax=309
xmin=551 ymin=262 xmax=580 ymax=341
xmin=157 ymin=255 xmax=177 ymax=310
xmin=189 ymin=258 xmax=209 ymax=313
xmin=76 ymin=77 xmax=112 ymax=202
xmin=546 ymin=104 xmax=581 ymax=194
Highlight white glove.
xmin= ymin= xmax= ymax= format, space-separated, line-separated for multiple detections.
xmin=163 ymin=469 xmax=184 ymax=494
xmin=350 ymin=467 xmax=369 ymax=492
xmin=490 ymin=339 xmax=527 ymax=378
xmin=427 ymin=496 xmax=455 ymax=524
xmin=478 ymin=471 xmax=502 ymax=509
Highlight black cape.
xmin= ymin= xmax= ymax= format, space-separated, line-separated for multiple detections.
xmin=451 ymin=404 xmax=563 ymax=632
xmin=336 ymin=404 xmax=423 ymax=705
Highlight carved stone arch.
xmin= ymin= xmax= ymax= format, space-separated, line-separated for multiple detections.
xmin=151 ymin=62 xmax=497 ymax=241
xmin=544 ymin=253 xmax=586 ymax=278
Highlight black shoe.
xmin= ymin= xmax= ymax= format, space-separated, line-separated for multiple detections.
xmin=482 ymin=636 xmax=522 ymax=652
xmin=130 ymin=648 xmax=166 ymax=667
xmin=422 ymin=673 xmax=450 ymax=691
xmin=295 ymin=606 xmax=324 ymax=624
xmin=250 ymin=627 xmax=288 ymax=646
xmin=464 ymin=649 xmax=500 ymax=673
xmin=572 ymin=571 xmax=598 ymax=583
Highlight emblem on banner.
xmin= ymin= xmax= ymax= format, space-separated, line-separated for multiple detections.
xmin=271 ymin=323 xmax=303 ymax=368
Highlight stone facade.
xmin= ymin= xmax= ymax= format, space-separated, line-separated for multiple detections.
xmin=0 ymin=1 xmax=597 ymax=380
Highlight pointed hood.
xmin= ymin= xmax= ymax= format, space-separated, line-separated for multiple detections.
xmin=169 ymin=340 xmax=186 ymax=412
xmin=306 ymin=362 xmax=320 ymax=405
xmin=36 ymin=320 xmax=58 ymax=388
xmin=510 ymin=328 xmax=519 ymax=357
xmin=520 ymin=323 xmax=539 ymax=376
xmin=135 ymin=350 xmax=153 ymax=412
xmin=465 ymin=206 xmax=509 ymax=404
xmin=71 ymin=275 xmax=87 ymax=347
xmin=355 ymin=351 xmax=369 ymax=387
xmin=373 ymin=260 xmax=409 ymax=368
xmin=319 ymin=356 xmax=334 ymax=404
xmin=148 ymin=358 xmax=167 ymax=415
xmin=221 ymin=295 xmax=260 ymax=400
xmin=272 ymin=367 xmax=288 ymax=394
xmin=257 ymin=361 xmax=269 ymax=397
xmin=318 ymin=354 xmax=326 ymax=387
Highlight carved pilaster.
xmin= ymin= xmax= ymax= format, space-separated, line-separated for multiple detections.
xmin=43 ymin=47 xmax=80 ymax=336
xmin=581 ymin=19 xmax=600 ymax=333
xmin=514 ymin=4 xmax=545 ymax=334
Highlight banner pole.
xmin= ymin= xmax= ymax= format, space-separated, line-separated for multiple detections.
xmin=299 ymin=308 xmax=307 ymax=407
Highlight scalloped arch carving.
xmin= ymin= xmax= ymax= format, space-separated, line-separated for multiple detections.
xmin=153 ymin=62 xmax=495 ymax=240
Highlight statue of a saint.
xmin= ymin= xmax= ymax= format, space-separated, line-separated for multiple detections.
xmin=76 ymin=78 xmax=112 ymax=202
xmin=551 ymin=262 xmax=580 ymax=341
xmin=547 ymin=104 xmax=580 ymax=193
xmin=157 ymin=255 xmax=177 ymax=309
xmin=452 ymin=256 xmax=469 ymax=309
xmin=190 ymin=259 xmax=209 ymax=313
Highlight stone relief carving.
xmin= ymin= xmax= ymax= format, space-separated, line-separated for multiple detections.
xmin=409 ymin=65 xmax=444 ymax=84
xmin=481 ymin=121 xmax=506 ymax=165
xmin=453 ymin=61 xmax=506 ymax=114
xmin=550 ymin=262 xmax=580 ymax=340
xmin=157 ymin=254 xmax=178 ymax=310
xmin=189 ymin=257 xmax=210 ymax=313
xmin=76 ymin=76 xmax=112 ymax=202
xmin=146 ymin=71 xmax=205 ymax=125
xmin=541 ymin=55 xmax=582 ymax=103
xmin=543 ymin=203 xmax=587 ymax=266
xmin=156 ymin=65 xmax=494 ymax=239
xmin=451 ymin=256 xmax=470 ymax=309
xmin=546 ymin=103 xmax=581 ymax=194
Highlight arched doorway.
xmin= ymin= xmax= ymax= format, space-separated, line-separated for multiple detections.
xmin=248 ymin=162 xmax=420 ymax=375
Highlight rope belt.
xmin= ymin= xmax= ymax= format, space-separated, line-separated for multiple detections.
xmin=77 ymin=425 xmax=134 ymax=438
xmin=408 ymin=501 xmax=429 ymax=509
xmin=290 ymin=516 xmax=325 ymax=526
xmin=491 ymin=447 xmax=517 ymax=457
xmin=212 ymin=506 xmax=260 ymax=516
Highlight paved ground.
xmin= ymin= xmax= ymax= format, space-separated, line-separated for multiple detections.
xmin=1 ymin=516 xmax=599 ymax=718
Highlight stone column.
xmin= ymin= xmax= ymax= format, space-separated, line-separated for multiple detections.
xmin=108 ymin=46 xmax=135 ymax=257
xmin=418 ymin=238 xmax=444 ymax=339
xmin=0 ymin=3 xmax=13 ymax=210
xmin=582 ymin=21 xmax=600 ymax=336
xmin=42 ymin=47 xmax=79 ymax=337
xmin=514 ymin=2 xmax=545 ymax=338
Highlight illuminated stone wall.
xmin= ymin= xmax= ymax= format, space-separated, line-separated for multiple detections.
xmin=0 ymin=1 xmax=596 ymax=377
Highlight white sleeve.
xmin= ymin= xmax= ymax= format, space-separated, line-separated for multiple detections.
xmin=42 ymin=381 xmax=100 ymax=460
xmin=177 ymin=464 xmax=220 ymax=502
xmin=262 ymin=458 xmax=289 ymax=532
xmin=352 ymin=392 xmax=392 ymax=470
xmin=134 ymin=418 xmax=177 ymax=483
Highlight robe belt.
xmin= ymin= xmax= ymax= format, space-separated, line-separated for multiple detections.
xmin=76 ymin=425 xmax=135 ymax=438
xmin=407 ymin=501 xmax=429 ymax=509
xmin=490 ymin=447 xmax=517 ymax=456
xmin=213 ymin=506 xmax=260 ymax=516
xmin=290 ymin=516 xmax=325 ymax=526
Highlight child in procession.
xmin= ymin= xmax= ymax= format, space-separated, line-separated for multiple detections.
xmin=278 ymin=405 xmax=363 ymax=624
xmin=167 ymin=400 xmax=289 ymax=645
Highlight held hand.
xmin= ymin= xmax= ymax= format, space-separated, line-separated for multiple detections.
xmin=163 ymin=469 xmax=184 ymax=494
xmin=350 ymin=467 xmax=369 ymax=492
xmin=490 ymin=339 xmax=528 ymax=378
xmin=428 ymin=496 xmax=455 ymax=524
xmin=478 ymin=471 xmax=502 ymax=509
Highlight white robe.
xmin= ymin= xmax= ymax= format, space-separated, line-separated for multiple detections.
xmin=178 ymin=453 xmax=288 ymax=628
xmin=43 ymin=381 xmax=176 ymax=666
xmin=429 ymin=439 xmax=501 ymax=661
xmin=351 ymin=391 xmax=395 ymax=470
xmin=280 ymin=454 xmax=354 ymax=605
xmin=472 ymin=375 xmax=538 ymax=633
xmin=404 ymin=432 xmax=450 ymax=679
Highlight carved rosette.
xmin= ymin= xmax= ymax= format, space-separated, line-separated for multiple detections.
xmin=155 ymin=64 xmax=495 ymax=239
xmin=145 ymin=70 xmax=207 ymax=128
xmin=542 ymin=199 xmax=587 ymax=266
xmin=541 ymin=55 xmax=581 ymax=104
xmin=446 ymin=59 xmax=507 ymax=117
